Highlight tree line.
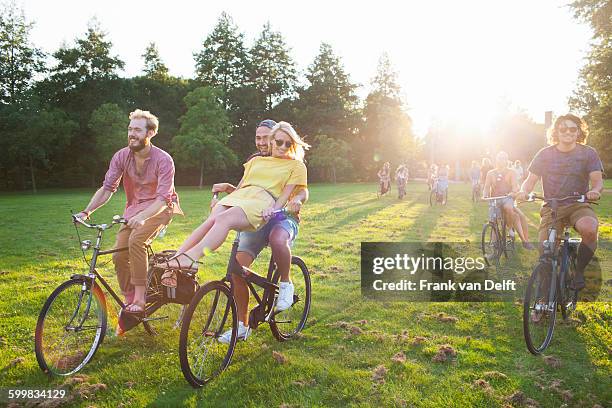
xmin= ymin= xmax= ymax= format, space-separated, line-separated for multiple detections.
xmin=0 ymin=2 xmax=608 ymax=192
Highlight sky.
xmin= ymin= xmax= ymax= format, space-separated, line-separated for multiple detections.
xmin=19 ymin=0 xmax=593 ymax=136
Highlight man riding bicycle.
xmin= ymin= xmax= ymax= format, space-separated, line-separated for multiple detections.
xmin=516 ymin=114 xmax=604 ymax=290
xmin=75 ymin=109 xmax=182 ymax=317
xmin=483 ymin=151 xmax=533 ymax=249
xmin=210 ymin=119 xmax=309 ymax=343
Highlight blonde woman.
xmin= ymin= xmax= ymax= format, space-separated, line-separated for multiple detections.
xmin=152 ymin=122 xmax=309 ymax=309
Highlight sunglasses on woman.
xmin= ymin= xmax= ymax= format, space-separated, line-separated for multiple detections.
xmin=274 ymin=139 xmax=293 ymax=148
xmin=558 ymin=126 xmax=578 ymax=134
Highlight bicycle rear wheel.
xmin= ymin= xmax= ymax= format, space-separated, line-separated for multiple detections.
xmin=481 ymin=223 xmax=501 ymax=266
xmin=269 ymin=256 xmax=312 ymax=342
xmin=523 ymin=263 xmax=556 ymax=354
xmin=35 ymin=279 xmax=107 ymax=375
xmin=179 ymin=281 xmax=237 ymax=387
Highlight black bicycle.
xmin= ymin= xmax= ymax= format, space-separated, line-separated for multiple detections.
xmin=481 ymin=195 xmax=516 ymax=266
xmin=522 ymin=194 xmax=597 ymax=355
xmin=178 ymin=211 xmax=312 ymax=387
xmin=35 ymin=215 xmax=190 ymax=376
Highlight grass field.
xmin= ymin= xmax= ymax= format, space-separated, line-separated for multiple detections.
xmin=0 ymin=182 xmax=610 ymax=407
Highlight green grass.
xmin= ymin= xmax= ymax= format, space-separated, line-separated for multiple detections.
xmin=0 ymin=182 xmax=610 ymax=407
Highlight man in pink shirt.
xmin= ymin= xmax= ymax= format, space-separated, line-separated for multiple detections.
xmin=75 ymin=109 xmax=182 ymax=314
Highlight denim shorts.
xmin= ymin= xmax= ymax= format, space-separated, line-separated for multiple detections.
xmin=488 ymin=197 xmax=514 ymax=221
xmin=237 ymin=215 xmax=299 ymax=259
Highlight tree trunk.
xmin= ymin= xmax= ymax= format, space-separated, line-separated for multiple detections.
xmin=199 ymin=159 xmax=204 ymax=189
xmin=29 ymin=155 xmax=37 ymax=194
xmin=331 ymin=165 xmax=337 ymax=184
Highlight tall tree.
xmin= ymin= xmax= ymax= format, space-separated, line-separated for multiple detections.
xmin=47 ymin=18 xmax=124 ymax=94
xmin=0 ymin=1 xmax=45 ymax=105
xmin=296 ymin=43 xmax=360 ymax=146
xmin=250 ymin=22 xmax=297 ymax=110
xmin=359 ymin=54 xmax=416 ymax=179
xmin=172 ymin=86 xmax=236 ymax=188
xmin=142 ymin=42 xmax=169 ymax=80
xmin=371 ymin=52 xmax=401 ymax=101
xmin=193 ymin=12 xmax=250 ymax=106
xmin=569 ymin=0 xmax=612 ymax=169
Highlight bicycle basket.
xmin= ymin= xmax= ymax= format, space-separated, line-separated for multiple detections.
xmin=165 ymin=271 xmax=198 ymax=305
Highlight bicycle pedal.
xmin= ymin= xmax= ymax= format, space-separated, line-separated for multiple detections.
xmin=142 ymin=316 xmax=168 ymax=322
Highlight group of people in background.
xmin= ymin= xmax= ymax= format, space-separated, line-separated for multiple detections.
xmin=377 ymin=162 xmax=410 ymax=199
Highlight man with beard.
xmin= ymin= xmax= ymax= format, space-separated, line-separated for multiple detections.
xmin=210 ymin=119 xmax=309 ymax=343
xmin=75 ymin=109 xmax=182 ymax=315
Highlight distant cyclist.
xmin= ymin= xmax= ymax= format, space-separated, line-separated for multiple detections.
xmin=516 ymin=114 xmax=603 ymax=289
xmin=377 ymin=162 xmax=391 ymax=196
xmin=469 ymin=161 xmax=480 ymax=189
xmin=483 ymin=151 xmax=533 ymax=249
xmin=395 ymin=164 xmax=409 ymax=199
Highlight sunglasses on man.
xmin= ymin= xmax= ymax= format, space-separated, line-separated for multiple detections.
xmin=558 ymin=126 xmax=578 ymax=134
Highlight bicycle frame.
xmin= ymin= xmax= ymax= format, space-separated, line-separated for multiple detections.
xmin=223 ymin=236 xmax=280 ymax=329
xmin=71 ymin=218 xmax=159 ymax=330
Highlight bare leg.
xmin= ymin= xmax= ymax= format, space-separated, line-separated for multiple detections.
xmin=177 ymin=205 xmax=228 ymax=254
xmin=504 ymin=204 xmax=526 ymax=242
xmin=511 ymin=207 xmax=529 ymax=242
xmin=183 ymin=207 xmax=252 ymax=261
xmin=269 ymin=226 xmax=291 ymax=282
xmin=233 ymin=251 xmax=254 ymax=324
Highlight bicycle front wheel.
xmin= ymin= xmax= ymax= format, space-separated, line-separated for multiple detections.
xmin=179 ymin=281 xmax=237 ymax=387
xmin=560 ymin=251 xmax=579 ymax=320
xmin=35 ymin=279 xmax=107 ymax=376
xmin=481 ymin=223 xmax=501 ymax=266
xmin=523 ymin=263 xmax=556 ymax=355
xmin=270 ymin=256 xmax=312 ymax=342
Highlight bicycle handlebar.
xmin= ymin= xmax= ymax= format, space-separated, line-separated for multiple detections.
xmin=72 ymin=214 xmax=127 ymax=230
xmin=481 ymin=194 xmax=512 ymax=201
xmin=525 ymin=193 xmax=598 ymax=205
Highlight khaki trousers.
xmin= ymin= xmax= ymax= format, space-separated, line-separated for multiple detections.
xmin=112 ymin=208 xmax=173 ymax=294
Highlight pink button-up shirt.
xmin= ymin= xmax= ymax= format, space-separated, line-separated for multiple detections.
xmin=102 ymin=145 xmax=182 ymax=220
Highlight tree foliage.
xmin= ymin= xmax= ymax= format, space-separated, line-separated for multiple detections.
xmin=569 ymin=0 xmax=612 ymax=168
xmin=0 ymin=1 xmax=45 ymax=105
xmin=172 ymin=86 xmax=236 ymax=187
xmin=194 ymin=12 xmax=250 ymax=106
xmin=250 ymin=22 xmax=297 ymax=110
xmin=142 ymin=42 xmax=169 ymax=81
xmin=89 ymin=102 xmax=126 ymax=164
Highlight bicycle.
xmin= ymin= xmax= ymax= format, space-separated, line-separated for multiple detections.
xmin=429 ymin=178 xmax=448 ymax=206
xmin=522 ymin=194 xmax=597 ymax=355
xmin=481 ymin=195 xmax=516 ymax=266
xmin=178 ymin=209 xmax=312 ymax=387
xmin=377 ymin=178 xmax=391 ymax=198
xmin=471 ymin=182 xmax=481 ymax=203
xmin=35 ymin=215 xmax=191 ymax=376
xmin=397 ymin=177 xmax=407 ymax=199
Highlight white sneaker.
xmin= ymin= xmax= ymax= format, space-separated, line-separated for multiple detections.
xmin=275 ymin=281 xmax=295 ymax=312
xmin=218 ymin=321 xmax=250 ymax=344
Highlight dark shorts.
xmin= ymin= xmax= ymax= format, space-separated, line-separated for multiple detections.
xmin=538 ymin=203 xmax=597 ymax=237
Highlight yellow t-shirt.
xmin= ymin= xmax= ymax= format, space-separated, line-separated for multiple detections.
xmin=217 ymin=156 xmax=308 ymax=230
xmin=241 ymin=156 xmax=308 ymax=198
